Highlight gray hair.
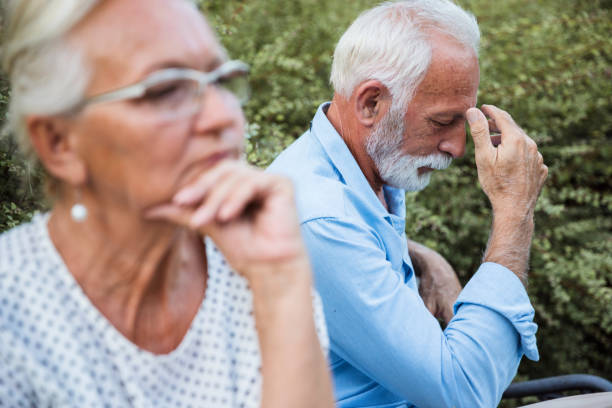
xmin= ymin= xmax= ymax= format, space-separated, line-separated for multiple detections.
xmin=1 ymin=0 xmax=98 ymax=161
xmin=330 ymin=0 xmax=480 ymax=110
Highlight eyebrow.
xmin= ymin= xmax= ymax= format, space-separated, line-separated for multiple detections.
xmin=143 ymin=55 xmax=226 ymax=76
xmin=430 ymin=112 xmax=467 ymax=120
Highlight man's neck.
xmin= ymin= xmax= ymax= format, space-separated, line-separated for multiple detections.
xmin=326 ymin=98 xmax=388 ymax=210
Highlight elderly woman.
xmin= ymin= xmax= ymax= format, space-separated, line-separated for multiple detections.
xmin=0 ymin=0 xmax=333 ymax=406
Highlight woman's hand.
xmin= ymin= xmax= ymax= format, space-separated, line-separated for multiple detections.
xmin=145 ymin=160 xmax=307 ymax=278
xmin=145 ymin=160 xmax=334 ymax=407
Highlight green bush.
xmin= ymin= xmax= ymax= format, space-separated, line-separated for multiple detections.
xmin=1 ymin=0 xmax=610 ymax=403
xmin=201 ymin=0 xmax=612 ymax=393
xmin=0 ymin=76 xmax=46 ymax=231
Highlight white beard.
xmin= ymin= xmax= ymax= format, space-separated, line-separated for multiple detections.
xmin=365 ymin=108 xmax=452 ymax=192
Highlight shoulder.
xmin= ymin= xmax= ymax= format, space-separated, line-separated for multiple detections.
xmin=0 ymin=214 xmax=51 ymax=293
xmin=0 ymin=214 xmax=66 ymax=402
xmin=0 ymin=214 xmax=63 ymax=335
xmin=269 ymin=138 xmax=370 ymax=223
xmin=0 ymin=214 xmax=44 ymax=269
xmin=268 ymin=129 xmax=336 ymax=190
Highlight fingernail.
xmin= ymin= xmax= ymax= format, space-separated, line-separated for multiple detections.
xmin=218 ymin=205 xmax=231 ymax=221
xmin=466 ymin=109 xmax=478 ymax=123
xmin=173 ymin=189 xmax=195 ymax=205
xmin=190 ymin=210 xmax=211 ymax=227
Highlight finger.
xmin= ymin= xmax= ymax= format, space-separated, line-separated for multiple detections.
xmin=189 ymin=170 xmax=248 ymax=227
xmin=441 ymin=304 xmax=455 ymax=324
xmin=424 ymin=298 xmax=436 ymax=316
xmin=480 ymin=104 xmax=521 ymax=141
xmin=541 ymin=164 xmax=549 ymax=184
xmin=217 ymin=176 xmax=269 ymax=222
xmin=487 ymin=119 xmax=500 ymax=133
xmin=466 ymin=108 xmax=494 ymax=155
xmin=173 ymin=161 xmax=241 ymax=206
xmin=144 ymin=203 xmax=193 ymax=226
xmin=487 ymin=119 xmax=502 ymax=146
xmin=490 ymin=134 xmax=502 ymax=147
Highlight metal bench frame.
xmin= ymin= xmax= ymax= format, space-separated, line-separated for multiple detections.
xmin=502 ymin=374 xmax=612 ymax=402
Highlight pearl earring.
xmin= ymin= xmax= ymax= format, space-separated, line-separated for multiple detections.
xmin=70 ymin=190 xmax=88 ymax=222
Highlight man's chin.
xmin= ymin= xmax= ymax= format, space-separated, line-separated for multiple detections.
xmin=385 ymin=172 xmax=432 ymax=192
xmin=405 ymin=176 xmax=432 ymax=192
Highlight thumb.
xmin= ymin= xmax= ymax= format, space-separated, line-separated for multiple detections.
xmin=441 ymin=303 xmax=455 ymax=324
xmin=424 ymin=298 xmax=437 ymax=316
xmin=467 ymin=108 xmax=493 ymax=155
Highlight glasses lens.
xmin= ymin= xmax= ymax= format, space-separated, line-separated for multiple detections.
xmin=217 ymin=73 xmax=250 ymax=105
xmin=136 ymin=65 xmax=250 ymax=123
xmin=141 ymin=78 xmax=200 ymax=117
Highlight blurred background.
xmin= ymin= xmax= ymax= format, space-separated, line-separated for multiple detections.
xmin=1 ymin=0 xmax=610 ymax=406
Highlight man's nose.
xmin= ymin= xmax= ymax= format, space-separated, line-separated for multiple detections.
xmin=193 ymin=85 xmax=243 ymax=138
xmin=438 ymin=126 xmax=466 ymax=158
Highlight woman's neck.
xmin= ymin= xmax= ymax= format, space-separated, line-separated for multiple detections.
xmin=47 ymin=199 xmax=207 ymax=354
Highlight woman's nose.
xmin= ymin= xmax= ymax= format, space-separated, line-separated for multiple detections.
xmin=192 ymin=85 xmax=244 ymax=138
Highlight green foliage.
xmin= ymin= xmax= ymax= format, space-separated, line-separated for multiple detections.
xmin=0 ymin=76 xmax=45 ymax=231
xmin=0 ymin=143 xmax=40 ymax=231
xmin=198 ymin=0 xmax=373 ymax=166
xmin=200 ymin=0 xmax=612 ymax=393
xmin=1 ymin=0 xmax=610 ymax=402
xmin=410 ymin=0 xmax=612 ymax=387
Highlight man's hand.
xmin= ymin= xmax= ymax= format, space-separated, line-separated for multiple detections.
xmin=467 ymin=105 xmax=547 ymax=219
xmin=409 ymin=240 xmax=461 ymax=324
xmin=467 ymin=105 xmax=548 ymax=282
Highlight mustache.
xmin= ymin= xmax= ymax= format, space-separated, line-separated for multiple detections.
xmin=417 ymin=154 xmax=453 ymax=170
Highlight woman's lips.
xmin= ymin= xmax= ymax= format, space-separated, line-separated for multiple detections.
xmin=180 ymin=148 xmax=240 ymax=186
xmin=204 ymin=149 xmax=238 ymax=166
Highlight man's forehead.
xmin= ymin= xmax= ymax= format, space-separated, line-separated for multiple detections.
xmin=410 ymin=39 xmax=479 ymax=111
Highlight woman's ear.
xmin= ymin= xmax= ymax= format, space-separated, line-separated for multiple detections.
xmin=26 ymin=115 xmax=87 ymax=186
xmin=353 ymin=80 xmax=392 ymax=128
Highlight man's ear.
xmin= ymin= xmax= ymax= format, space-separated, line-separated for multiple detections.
xmin=26 ymin=115 xmax=87 ymax=186
xmin=354 ymin=80 xmax=391 ymax=128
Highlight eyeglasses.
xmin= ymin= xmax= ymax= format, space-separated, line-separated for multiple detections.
xmin=74 ymin=60 xmax=250 ymax=122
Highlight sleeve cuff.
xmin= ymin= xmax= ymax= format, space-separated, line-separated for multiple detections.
xmin=453 ymin=262 xmax=540 ymax=361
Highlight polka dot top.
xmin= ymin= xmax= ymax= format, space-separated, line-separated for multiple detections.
xmin=0 ymin=213 xmax=328 ymax=407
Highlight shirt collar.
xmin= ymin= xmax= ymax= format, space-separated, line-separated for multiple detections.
xmin=310 ymin=102 xmax=406 ymax=231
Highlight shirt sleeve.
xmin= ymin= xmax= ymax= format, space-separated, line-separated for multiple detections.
xmin=301 ymin=217 xmax=538 ymax=408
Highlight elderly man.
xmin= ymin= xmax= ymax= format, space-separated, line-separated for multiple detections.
xmin=268 ymin=1 xmax=547 ymax=407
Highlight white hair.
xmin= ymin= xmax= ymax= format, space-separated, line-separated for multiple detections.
xmin=1 ymin=0 xmax=99 ymax=160
xmin=365 ymin=104 xmax=452 ymax=191
xmin=330 ymin=0 xmax=480 ymax=110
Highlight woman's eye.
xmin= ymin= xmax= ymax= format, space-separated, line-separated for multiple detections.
xmin=140 ymin=80 xmax=191 ymax=103
xmin=143 ymin=84 xmax=181 ymax=100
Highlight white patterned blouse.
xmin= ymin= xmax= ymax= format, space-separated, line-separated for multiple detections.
xmin=0 ymin=213 xmax=328 ymax=408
